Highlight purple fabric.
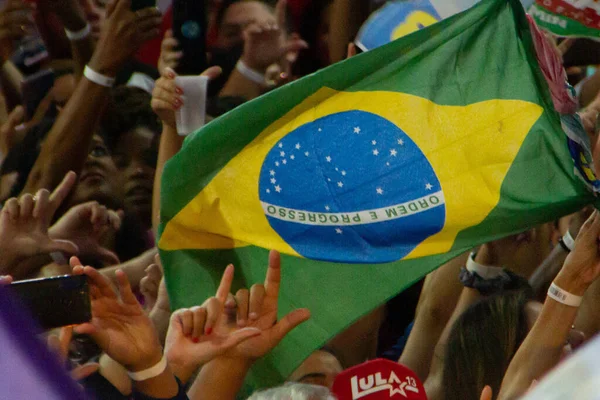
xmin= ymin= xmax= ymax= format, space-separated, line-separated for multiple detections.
xmin=0 ymin=286 xmax=86 ymax=399
xmin=527 ymin=15 xmax=578 ymax=115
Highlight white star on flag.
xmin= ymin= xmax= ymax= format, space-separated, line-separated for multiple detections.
xmin=425 ymin=183 xmax=433 ymax=190
xmin=270 ymin=170 xmax=275 ymax=176
xmin=290 ymin=155 xmax=295 ymax=160
xmin=390 ymin=149 xmax=397 ymax=156
xmin=282 ymin=159 xmax=287 ymax=164
xmin=280 ymin=151 xmax=285 ymax=157
xmin=295 ymin=143 xmax=301 ymax=149
xmin=304 ymin=151 xmax=309 ymax=156
xmin=373 ymin=149 xmax=379 ymax=156
xmin=326 ymin=156 xmax=332 ymax=162
xmin=337 ymin=181 xmax=344 ymax=188
xmin=354 ymin=127 xmax=361 ymax=134
xmin=270 ymin=178 xmax=276 ymax=184
xmin=341 ymin=171 xmax=346 ymax=176
xmin=266 ymin=189 xmax=270 ymax=193
xmin=335 ymin=228 xmax=343 ymax=234
xmin=397 ymin=139 xmax=404 ymax=145
xmin=371 ymin=140 xmax=377 ymax=145
xmin=335 ymin=167 xmax=339 ymax=171
xmin=278 ymin=143 xmax=283 ymax=148
xmin=325 ymin=205 xmax=330 ymax=211
xmin=318 ymin=128 xmax=322 ymax=132
xmin=275 ymin=185 xmax=282 ymax=193
xmin=376 ymin=187 xmax=384 ymax=195
xmin=275 ymin=161 xmax=280 ymax=166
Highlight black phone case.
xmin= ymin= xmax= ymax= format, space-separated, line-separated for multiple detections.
xmin=172 ymin=0 xmax=208 ymax=75
xmin=9 ymin=275 xmax=91 ymax=330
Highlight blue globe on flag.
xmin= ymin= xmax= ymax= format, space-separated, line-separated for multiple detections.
xmin=258 ymin=110 xmax=446 ymax=263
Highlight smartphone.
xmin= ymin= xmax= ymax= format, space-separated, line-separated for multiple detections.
xmin=131 ymin=0 xmax=155 ymax=11
xmin=21 ymin=68 xmax=55 ymax=120
xmin=172 ymin=0 xmax=208 ymax=75
xmin=9 ymin=275 xmax=91 ymax=330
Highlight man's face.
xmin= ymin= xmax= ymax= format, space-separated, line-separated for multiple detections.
xmin=112 ymin=126 xmax=156 ymax=229
xmin=65 ymin=135 xmax=124 ymax=211
xmin=216 ymin=1 xmax=275 ymax=49
xmin=288 ymin=350 xmax=343 ymax=389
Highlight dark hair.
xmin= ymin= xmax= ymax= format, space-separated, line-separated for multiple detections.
xmin=101 ymin=86 xmax=161 ymax=152
xmin=442 ymin=290 xmax=532 ymax=400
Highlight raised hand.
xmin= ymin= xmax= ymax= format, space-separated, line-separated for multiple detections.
xmin=0 ymin=172 xmax=79 ymax=278
xmin=70 ymin=256 xmax=163 ymax=372
xmin=164 ymin=265 xmax=260 ymax=384
xmin=140 ymin=260 xmax=164 ymax=311
xmin=157 ymin=30 xmax=183 ymax=76
xmin=0 ymin=0 xmax=34 ymax=60
xmin=240 ymin=0 xmax=307 ymax=74
xmin=87 ymin=0 xmax=161 ymax=77
xmin=47 ymin=326 xmax=100 ymax=381
xmin=49 ymin=201 xmax=121 ymax=266
xmin=219 ymin=250 xmax=311 ymax=363
xmin=151 ymin=66 xmax=222 ymax=129
xmin=556 ymin=210 xmax=600 ymax=296
xmin=39 ymin=0 xmax=87 ymax=32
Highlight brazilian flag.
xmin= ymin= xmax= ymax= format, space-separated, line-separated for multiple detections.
xmin=159 ymin=0 xmax=593 ymax=386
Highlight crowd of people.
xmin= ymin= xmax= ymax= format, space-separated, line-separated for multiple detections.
xmin=1 ymin=0 xmax=600 ymax=398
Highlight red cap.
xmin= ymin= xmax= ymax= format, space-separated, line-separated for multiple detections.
xmin=332 ymin=359 xmax=427 ymax=400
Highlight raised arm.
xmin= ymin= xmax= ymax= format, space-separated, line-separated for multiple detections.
xmin=399 ymin=252 xmax=469 ymax=380
xmin=499 ymin=211 xmax=600 ymax=399
xmin=40 ymin=0 xmax=96 ymax=78
xmin=150 ymin=64 xmax=221 ymax=234
xmin=22 ymin=0 xmax=160 ymax=194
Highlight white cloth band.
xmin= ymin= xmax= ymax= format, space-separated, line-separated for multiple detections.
xmin=562 ymin=230 xmax=575 ymax=252
xmin=547 ymin=282 xmax=582 ymax=307
xmin=126 ymin=355 xmax=167 ymax=381
xmin=84 ymin=66 xmax=115 ymax=87
xmin=236 ymin=60 xmax=265 ymax=85
xmin=65 ymin=23 xmax=91 ymax=41
xmin=466 ymin=251 xmax=505 ymax=280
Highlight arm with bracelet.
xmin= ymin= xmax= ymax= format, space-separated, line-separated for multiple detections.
xmin=498 ymin=210 xmax=600 ymax=400
xmin=21 ymin=0 xmax=161 ymax=194
xmin=39 ymin=0 xmax=95 ymax=78
xmin=423 ymin=242 xmax=527 ymax=398
xmin=219 ymin=2 xmax=307 ymax=101
xmin=529 ymin=208 xmax=592 ymax=301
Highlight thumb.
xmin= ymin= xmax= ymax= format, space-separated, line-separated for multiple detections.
xmin=71 ymin=362 xmax=100 ymax=381
xmin=224 ymin=327 xmax=261 ymax=349
xmin=44 ymin=239 xmax=79 ymax=256
xmin=200 ymin=66 xmax=222 ymax=80
xmin=94 ymin=246 xmax=121 ymax=266
xmin=283 ymin=39 xmax=309 ymax=55
xmin=480 ymin=386 xmax=492 ymax=400
xmin=271 ymin=308 xmax=310 ymax=343
xmin=7 ymin=105 xmax=25 ymax=127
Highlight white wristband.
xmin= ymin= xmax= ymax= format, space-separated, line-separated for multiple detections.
xmin=466 ymin=251 xmax=505 ymax=280
xmin=65 ymin=23 xmax=91 ymax=41
xmin=126 ymin=355 xmax=168 ymax=381
xmin=562 ymin=230 xmax=575 ymax=252
xmin=84 ymin=65 xmax=115 ymax=88
xmin=547 ymin=282 xmax=582 ymax=307
xmin=236 ymin=60 xmax=265 ymax=85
